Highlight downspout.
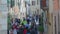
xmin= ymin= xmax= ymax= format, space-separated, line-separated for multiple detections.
xmin=57 ymin=0 xmax=59 ymax=34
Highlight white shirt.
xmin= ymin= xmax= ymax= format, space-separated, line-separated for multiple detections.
xmin=13 ymin=29 xmax=17 ymax=34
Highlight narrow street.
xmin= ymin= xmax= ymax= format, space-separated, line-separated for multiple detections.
xmin=0 ymin=0 xmax=48 ymax=33
xmin=8 ymin=15 xmax=45 ymax=34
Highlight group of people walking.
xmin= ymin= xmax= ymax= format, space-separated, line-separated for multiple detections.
xmin=9 ymin=15 xmax=39 ymax=34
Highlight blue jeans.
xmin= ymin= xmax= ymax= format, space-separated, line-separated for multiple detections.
xmin=27 ymin=33 xmax=30 ymax=34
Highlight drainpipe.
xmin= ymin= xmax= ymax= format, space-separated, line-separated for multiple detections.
xmin=58 ymin=0 xmax=59 ymax=34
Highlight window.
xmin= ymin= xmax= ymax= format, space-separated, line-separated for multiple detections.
xmin=25 ymin=2 xmax=26 ymax=7
xmin=40 ymin=0 xmax=46 ymax=8
xmin=28 ymin=4 xmax=30 ymax=6
xmin=35 ymin=11 xmax=36 ymax=14
xmin=37 ymin=9 xmax=39 ymax=14
xmin=21 ymin=13 xmax=22 ymax=15
xmin=10 ymin=0 xmax=15 ymax=8
xmin=32 ymin=1 xmax=35 ymax=5
xmin=23 ymin=13 xmax=24 ymax=15
xmin=37 ymin=0 xmax=39 ymax=5
xmin=46 ymin=0 xmax=49 ymax=7
xmin=37 ymin=9 xmax=39 ymax=12
xmin=18 ymin=2 xmax=19 ymax=5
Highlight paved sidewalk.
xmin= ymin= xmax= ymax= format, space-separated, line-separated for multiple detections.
xmin=0 ymin=30 xmax=7 ymax=34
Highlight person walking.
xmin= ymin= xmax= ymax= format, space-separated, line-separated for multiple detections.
xmin=22 ymin=19 xmax=27 ymax=25
xmin=13 ymin=29 xmax=17 ymax=34
xmin=27 ymin=28 xmax=30 ymax=34
xmin=23 ymin=27 xmax=27 ymax=34
xmin=9 ymin=29 xmax=13 ymax=34
xmin=13 ymin=25 xmax=17 ymax=34
xmin=19 ymin=25 xmax=24 ymax=34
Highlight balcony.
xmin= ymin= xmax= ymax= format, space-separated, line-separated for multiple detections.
xmin=42 ymin=7 xmax=48 ymax=11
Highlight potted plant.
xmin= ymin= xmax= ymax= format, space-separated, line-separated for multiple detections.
xmin=38 ymin=15 xmax=44 ymax=34
xmin=38 ymin=25 xmax=44 ymax=34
